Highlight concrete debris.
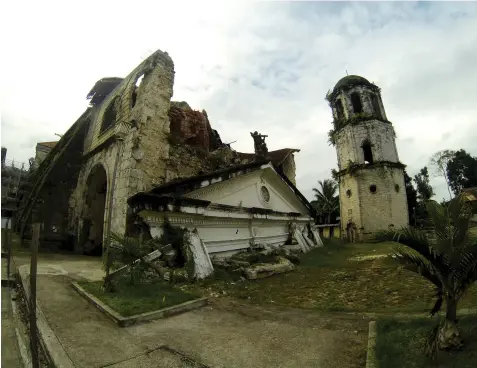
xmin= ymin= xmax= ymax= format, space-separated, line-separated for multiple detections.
xmin=244 ymin=257 xmax=295 ymax=280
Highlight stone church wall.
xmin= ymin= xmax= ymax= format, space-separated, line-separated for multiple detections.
xmin=68 ymin=50 xmax=246 ymax=251
xmin=339 ymin=166 xmax=408 ymax=237
xmin=69 ymin=50 xmax=175 ymax=249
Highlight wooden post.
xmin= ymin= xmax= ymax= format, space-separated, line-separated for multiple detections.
xmin=103 ymin=138 xmax=124 ymax=289
xmin=30 ymin=221 xmax=40 ymax=368
xmin=6 ymin=218 xmax=11 ymax=281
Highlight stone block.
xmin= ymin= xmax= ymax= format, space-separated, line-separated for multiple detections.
xmin=244 ymin=257 xmax=295 ymax=280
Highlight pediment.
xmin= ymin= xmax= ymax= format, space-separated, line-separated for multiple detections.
xmin=185 ymin=166 xmax=310 ymax=215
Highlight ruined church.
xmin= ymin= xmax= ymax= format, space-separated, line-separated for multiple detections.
xmin=15 ymin=50 xmax=320 ymax=265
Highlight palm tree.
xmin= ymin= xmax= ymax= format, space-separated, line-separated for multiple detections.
xmin=376 ymin=194 xmax=477 ymax=354
xmin=312 ymin=179 xmax=339 ymax=224
xmin=103 ymin=233 xmax=166 ymax=289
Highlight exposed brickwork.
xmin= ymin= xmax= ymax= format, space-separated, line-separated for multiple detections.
xmin=169 ymin=105 xmax=210 ymax=151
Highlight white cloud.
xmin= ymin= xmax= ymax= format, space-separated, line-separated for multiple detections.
xmin=1 ymin=1 xmax=476 ymax=202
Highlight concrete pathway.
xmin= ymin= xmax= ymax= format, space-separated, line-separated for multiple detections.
xmin=14 ymin=255 xmax=368 ymax=368
xmin=1 ymin=286 xmax=24 ymax=368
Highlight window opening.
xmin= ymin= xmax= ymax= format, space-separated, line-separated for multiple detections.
xmin=350 ymin=92 xmax=362 ymax=113
xmin=362 ymin=140 xmax=374 ymax=164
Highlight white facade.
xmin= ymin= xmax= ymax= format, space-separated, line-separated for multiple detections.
xmin=138 ymin=164 xmax=319 ymax=260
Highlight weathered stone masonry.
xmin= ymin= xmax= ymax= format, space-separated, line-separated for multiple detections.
xmin=327 ymin=75 xmax=409 ymax=240
xmin=69 ymin=50 xmax=175 ymax=252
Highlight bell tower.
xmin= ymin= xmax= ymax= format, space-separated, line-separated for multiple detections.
xmin=327 ymin=75 xmax=408 ymax=241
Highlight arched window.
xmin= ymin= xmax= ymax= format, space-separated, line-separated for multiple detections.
xmin=100 ymin=98 xmax=117 ymax=134
xmin=335 ymin=99 xmax=345 ymax=120
xmin=350 ymin=93 xmax=362 ymax=114
xmin=362 ymin=140 xmax=374 ymax=164
xmin=371 ymin=93 xmax=383 ymax=119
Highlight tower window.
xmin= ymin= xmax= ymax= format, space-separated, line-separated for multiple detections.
xmin=362 ymin=140 xmax=374 ymax=164
xmin=371 ymin=93 xmax=383 ymax=119
xmin=350 ymin=93 xmax=363 ymax=114
xmin=335 ymin=99 xmax=345 ymax=120
xmin=346 ymin=189 xmax=352 ymax=198
xmin=369 ymin=184 xmax=377 ymax=193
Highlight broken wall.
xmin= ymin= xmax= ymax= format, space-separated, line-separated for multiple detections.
xmin=69 ymin=50 xmax=175 ymax=250
xmin=280 ymin=154 xmax=297 ymax=186
xmin=33 ymin=119 xmax=90 ymax=248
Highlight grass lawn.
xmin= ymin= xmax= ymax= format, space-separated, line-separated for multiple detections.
xmin=375 ymin=315 xmax=477 ymax=368
xmin=191 ymin=239 xmax=477 ymax=314
xmin=77 ymin=280 xmax=199 ymax=317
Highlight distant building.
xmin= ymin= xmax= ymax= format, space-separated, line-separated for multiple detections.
xmin=1 ymin=147 xmax=30 ymax=226
xmin=35 ymin=141 xmax=58 ymax=168
xmin=462 ymin=187 xmax=477 ymax=221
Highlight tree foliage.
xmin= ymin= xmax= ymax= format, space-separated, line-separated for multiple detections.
xmin=430 ymin=150 xmax=456 ymax=199
xmin=312 ymin=179 xmax=339 ymax=224
xmin=446 ymin=149 xmax=477 ymax=195
xmin=414 ymin=166 xmax=435 ymax=201
xmin=404 ymin=170 xmax=418 ymax=224
xmin=375 ymin=194 xmax=477 ymax=356
xmin=106 ymin=233 xmax=163 ymax=287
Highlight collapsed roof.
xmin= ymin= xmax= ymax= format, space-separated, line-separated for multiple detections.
xmin=86 ymin=77 xmax=123 ymax=105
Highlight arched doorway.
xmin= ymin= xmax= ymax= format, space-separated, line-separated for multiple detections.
xmin=82 ymin=165 xmax=107 ymax=256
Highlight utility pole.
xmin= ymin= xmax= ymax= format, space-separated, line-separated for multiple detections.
xmin=30 ymin=206 xmax=41 ymax=368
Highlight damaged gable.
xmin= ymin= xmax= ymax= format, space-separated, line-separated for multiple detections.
xmin=128 ymin=161 xmax=312 ymax=217
xmin=185 ymin=164 xmax=310 ymax=215
xmin=236 ymin=148 xmax=299 ymax=185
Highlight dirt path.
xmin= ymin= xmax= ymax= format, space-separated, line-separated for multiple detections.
xmin=34 ymin=273 xmax=367 ymax=368
xmin=1 ymin=286 xmax=23 ymax=368
xmin=11 ymin=253 xmax=369 ymax=368
xmin=127 ymin=296 xmax=368 ymax=368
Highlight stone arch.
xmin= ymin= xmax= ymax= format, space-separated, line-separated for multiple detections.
xmin=81 ymin=163 xmax=108 ymax=256
xmin=100 ymin=97 xmax=118 ymax=134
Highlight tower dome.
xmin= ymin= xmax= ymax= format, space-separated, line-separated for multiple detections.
xmin=333 ymin=75 xmax=372 ymax=91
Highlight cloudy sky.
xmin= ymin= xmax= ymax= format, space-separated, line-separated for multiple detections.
xmin=1 ymin=0 xmax=476 ymax=202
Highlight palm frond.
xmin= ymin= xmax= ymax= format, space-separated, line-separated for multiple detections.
xmin=454 ymin=248 xmax=477 ymax=298
xmin=448 ymin=194 xmax=473 ymax=251
xmin=393 ymin=248 xmax=443 ymax=289
xmin=425 ymin=200 xmax=452 ymax=252
xmin=376 ymin=229 xmax=447 ymax=267
xmin=377 ymin=229 xmax=452 ymax=291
